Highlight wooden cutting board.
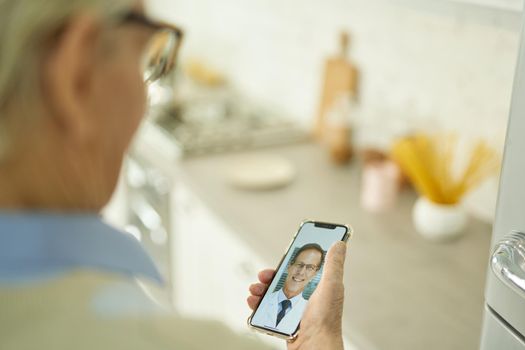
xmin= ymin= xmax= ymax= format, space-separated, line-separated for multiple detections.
xmin=314 ymin=32 xmax=358 ymax=141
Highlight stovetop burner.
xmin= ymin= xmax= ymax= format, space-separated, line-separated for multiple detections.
xmin=153 ymin=103 xmax=308 ymax=157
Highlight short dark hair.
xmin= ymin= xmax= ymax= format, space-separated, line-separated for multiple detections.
xmin=290 ymin=243 xmax=325 ymax=270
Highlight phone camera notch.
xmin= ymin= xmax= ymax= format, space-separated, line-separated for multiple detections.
xmin=314 ymin=222 xmax=337 ymax=229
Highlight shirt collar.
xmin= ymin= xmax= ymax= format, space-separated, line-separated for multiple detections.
xmin=0 ymin=212 xmax=163 ymax=285
xmin=277 ymin=288 xmax=304 ymax=307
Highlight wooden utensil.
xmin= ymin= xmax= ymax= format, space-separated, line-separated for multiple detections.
xmin=314 ymin=32 xmax=359 ymax=141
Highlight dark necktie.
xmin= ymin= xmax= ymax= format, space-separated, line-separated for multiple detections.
xmin=276 ymin=299 xmax=292 ymax=326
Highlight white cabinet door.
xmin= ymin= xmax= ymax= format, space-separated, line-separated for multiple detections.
xmin=171 ymin=183 xmax=221 ymax=319
xmin=171 ymin=183 xmax=287 ymax=349
xmin=481 ymin=307 xmax=525 ymax=350
xmin=171 ymin=183 xmax=266 ymax=331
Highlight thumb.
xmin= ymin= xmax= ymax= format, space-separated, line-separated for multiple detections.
xmin=302 ymin=240 xmax=347 ymax=333
xmin=321 ymin=241 xmax=347 ymax=285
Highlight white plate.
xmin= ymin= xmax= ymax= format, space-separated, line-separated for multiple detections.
xmin=227 ymin=154 xmax=296 ymax=190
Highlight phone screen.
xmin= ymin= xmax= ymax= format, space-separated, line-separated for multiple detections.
xmin=249 ymin=221 xmax=348 ymax=337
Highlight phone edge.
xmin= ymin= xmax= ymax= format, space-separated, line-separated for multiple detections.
xmin=246 ymin=220 xmax=352 ymax=342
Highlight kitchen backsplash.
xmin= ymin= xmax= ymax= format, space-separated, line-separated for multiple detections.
xmin=147 ymin=0 xmax=521 ymax=221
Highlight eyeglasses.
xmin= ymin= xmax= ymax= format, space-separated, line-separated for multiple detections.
xmin=291 ymin=262 xmax=319 ymax=273
xmin=121 ymin=12 xmax=184 ymax=83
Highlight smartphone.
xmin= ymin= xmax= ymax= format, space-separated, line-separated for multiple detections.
xmin=247 ymin=220 xmax=351 ymax=341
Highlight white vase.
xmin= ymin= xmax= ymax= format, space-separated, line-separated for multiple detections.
xmin=412 ymin=196 xmax=468 ymax=241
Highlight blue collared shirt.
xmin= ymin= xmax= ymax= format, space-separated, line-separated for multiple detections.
xmin=0 ymin=213 xmax=273 ymax=350
xmin=0 ymin=212 xmax=163 ymax=285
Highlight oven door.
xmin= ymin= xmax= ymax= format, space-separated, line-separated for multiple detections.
xmin=480 ymin=7 xmax=525 ymax=349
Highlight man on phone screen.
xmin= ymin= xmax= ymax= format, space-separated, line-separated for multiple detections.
xmin=255 ymin=243 xmax=325 ymax=334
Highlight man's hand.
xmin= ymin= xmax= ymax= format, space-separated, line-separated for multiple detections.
xmin=247 ymin=241 xmax=347 ymax=350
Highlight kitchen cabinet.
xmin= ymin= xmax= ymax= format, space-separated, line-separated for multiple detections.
xmin=170 ymin=182 xmax=285 ymax=348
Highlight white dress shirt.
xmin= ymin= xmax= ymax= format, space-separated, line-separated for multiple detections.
xmin=251 ymin=288 xmax=308 ymax=335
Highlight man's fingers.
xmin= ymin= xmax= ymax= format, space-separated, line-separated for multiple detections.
xmin=247 ymin=295 xmax=262 ymax=310
xmin=246 ymin=269 xmax=274 ymax=311
xmin=321 ymin=241 xmax=347 ymax=284
xmin=249 ymin=283 xmax=268 ymax=296
xmin=258 ymin=269 xmax=275 ymax=284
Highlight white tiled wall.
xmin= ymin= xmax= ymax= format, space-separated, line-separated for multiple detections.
xmin=148 ymin=0 xmax=520 ymax=139
xmin=147 ymin=0 xmax=523 ymax=221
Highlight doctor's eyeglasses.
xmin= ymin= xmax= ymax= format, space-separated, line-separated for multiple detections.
xmin=121 ymin=12 xmax=184 ymax=83
xmin=291 ymin=262 xmax=319 ymax=273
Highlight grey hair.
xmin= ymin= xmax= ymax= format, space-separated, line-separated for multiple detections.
xmin=0 ymin=0 xmax=135 ymax=157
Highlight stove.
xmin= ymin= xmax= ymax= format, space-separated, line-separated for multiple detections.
xmin=147 ymin=80 xmax=309 ymax=157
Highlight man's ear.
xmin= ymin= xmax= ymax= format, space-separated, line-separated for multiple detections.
xmin=42 ymin=13 xmax=102 ymax=144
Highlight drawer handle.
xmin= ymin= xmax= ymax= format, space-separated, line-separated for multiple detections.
xmin=491 ymin=231 xmax=525 ymax=298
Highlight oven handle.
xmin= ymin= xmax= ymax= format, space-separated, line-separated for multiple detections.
xmin=491 ymin=231 xmax=525 ymax=298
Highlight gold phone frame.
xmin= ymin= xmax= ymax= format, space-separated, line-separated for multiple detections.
xmin=247 ymin=219 xmax=353 ymax=342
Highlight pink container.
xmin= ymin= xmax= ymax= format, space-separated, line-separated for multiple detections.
xmin=361 ymin=160 xmax=401 ymax=212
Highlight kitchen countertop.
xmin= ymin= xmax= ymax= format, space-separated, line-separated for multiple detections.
xmin=172 ymin=141 xmax=492 ymax=350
